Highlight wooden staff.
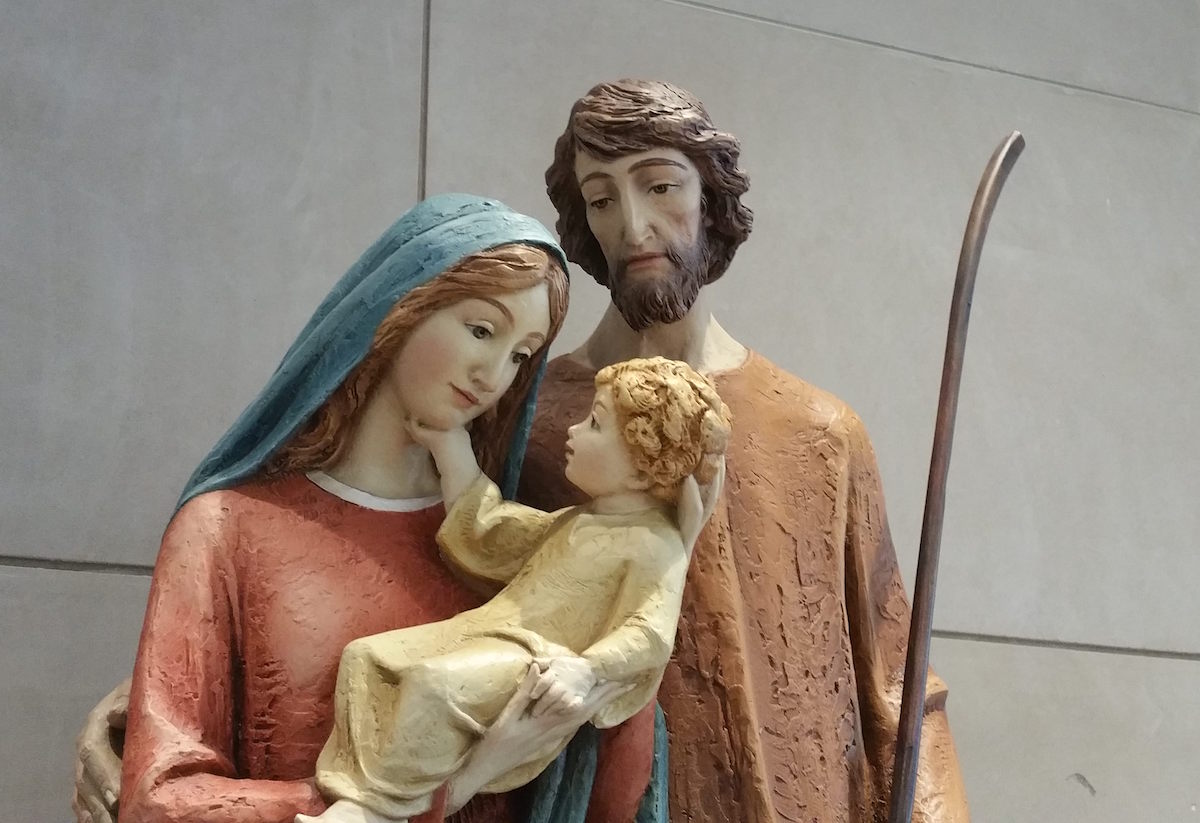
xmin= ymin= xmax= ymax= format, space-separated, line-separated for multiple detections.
xmin=887 ymin=130 xmax=1026 ymax=823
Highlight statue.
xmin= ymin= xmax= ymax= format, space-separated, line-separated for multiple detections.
xmin=517 ymin=79 xmax=972 ymax=822
xmin=74 ymin=80 xmax=973 ymax=823
xmin=304 ymin=357 xmax=730 ymax=823
xmin=93 ymin=194 xmax=663 ymax=823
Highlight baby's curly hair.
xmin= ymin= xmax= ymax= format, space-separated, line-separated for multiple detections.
xmin=595 ymin=357 xmax=732 ymax=503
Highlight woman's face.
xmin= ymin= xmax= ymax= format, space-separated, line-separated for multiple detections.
xmin=384 ymin=282 xmax=552 ymax=430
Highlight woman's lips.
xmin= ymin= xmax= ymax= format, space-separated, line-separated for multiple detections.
xmin=452 ymin=385 xmax=480 ymax=407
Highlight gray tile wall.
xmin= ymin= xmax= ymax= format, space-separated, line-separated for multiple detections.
xmin=3 ymin=1 xmax=1196 ymax=820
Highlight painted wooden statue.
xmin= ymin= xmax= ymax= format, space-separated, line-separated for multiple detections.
xmin=517 ymin=79 xmax=972 ymax=823
xmin=303 ymin=357 xmax=729 ymax=823
xmin=102 ymin=195 xmax=670 ymax=823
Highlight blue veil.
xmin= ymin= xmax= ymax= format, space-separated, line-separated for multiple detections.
xmin=177 ymin=193 xmax=566 ymax=508
xmin=173 ymin=192 xmax=668 ymax=823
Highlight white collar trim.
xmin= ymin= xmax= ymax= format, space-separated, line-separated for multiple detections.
xmin=305 ymin=471 xmax=443 ymax=513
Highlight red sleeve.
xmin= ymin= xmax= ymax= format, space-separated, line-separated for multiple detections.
xmin=120 ymin=495 xmax=326 ymax=823
xmin=585 ymin=701 xmax=656 ymax=823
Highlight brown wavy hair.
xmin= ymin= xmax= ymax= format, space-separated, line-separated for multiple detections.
xmin=265 ymin=244 xmax=568 ymax=480
xmin=546 ymin=79 xmax=753 ymax=288
xmin=596 ymin=357 xmax=732 ymax=502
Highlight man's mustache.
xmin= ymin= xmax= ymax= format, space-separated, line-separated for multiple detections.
xmin=613 ymin=243 xmax=690 ymax=282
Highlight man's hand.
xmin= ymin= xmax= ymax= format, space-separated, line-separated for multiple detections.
xmin=677 ymin=456 xmax=725 ymax=553
xmin=72 ymin=679 xmax=130 ymax=823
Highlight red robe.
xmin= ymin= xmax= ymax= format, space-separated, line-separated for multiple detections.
xmin=519 ymin=352 xmax=969 ymax=823
xmin=120 ymin=474 xmax=516 ymax=823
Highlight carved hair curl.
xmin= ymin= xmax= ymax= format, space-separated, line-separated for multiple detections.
xmin=596 ymin=357 xmax=732 ymax=502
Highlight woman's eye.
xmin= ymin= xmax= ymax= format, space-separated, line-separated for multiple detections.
xmin=590 ymin=414 xmax=599 ymax=430
xmin=511 ymin=351 xmax=530 ymax=365
xmin=649 ymin=183 xmax=674 ymax=195
xmin=588 ymin=197 xmax=612 ymax=211
xmin=468 ymin=324 xmax=491 ymax=340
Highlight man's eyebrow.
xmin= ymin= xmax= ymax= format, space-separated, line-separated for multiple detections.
xmin=579 ymin=170 xmax=612 ymax=187
xmin=579 ymin=157 xmax=688 ymax=187
xmin=627 ymin=157 xmax=688 ymax=173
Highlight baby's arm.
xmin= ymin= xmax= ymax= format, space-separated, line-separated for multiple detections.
xmin=408 ymin=422 xmax=481 ymax=509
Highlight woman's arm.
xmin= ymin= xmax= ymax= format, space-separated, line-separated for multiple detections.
xmin=120 ymin=497 xmax=325 ymax=823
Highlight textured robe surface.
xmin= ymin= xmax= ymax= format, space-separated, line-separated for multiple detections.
xmin=120 ymin=474 xmax=517 ymax=823
xmin=316 ymin=476 xmax=688 ymax=818
xmin=519 ymin=352 xmax=969 ymax=823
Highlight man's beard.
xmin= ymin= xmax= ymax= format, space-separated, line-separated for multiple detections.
xmin=609 ymin=237 xmax=710 ymax=332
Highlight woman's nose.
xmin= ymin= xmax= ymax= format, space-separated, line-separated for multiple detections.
xmin=471 ymin=352 xmax=507 ymax=394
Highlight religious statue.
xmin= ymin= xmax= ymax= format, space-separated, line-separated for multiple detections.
xmin=517 ymin=79 xmax=972 ymax=823
xmin=74 ymin=79 xmax=974 ymax=823
xmin=303 ymin=357 xmax=730 ymax=823
xmin=96 ymin=194 xmax=661 ymax=823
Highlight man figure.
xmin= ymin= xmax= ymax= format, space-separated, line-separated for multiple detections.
xmin=518 ymin=79 xmax=970 ymax=823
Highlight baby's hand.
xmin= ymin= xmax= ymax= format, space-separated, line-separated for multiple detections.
xmin=530 ymin=656 xmax=598 ymax=718
xmin=406 ymin=417 xmax=471 ymax=458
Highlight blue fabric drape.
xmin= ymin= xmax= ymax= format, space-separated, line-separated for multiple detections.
xmin=176 ymin=193 xmax=567 ymax=508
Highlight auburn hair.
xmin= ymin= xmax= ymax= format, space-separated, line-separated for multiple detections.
xmin=266 ymin=244 xmax=568 ymax=481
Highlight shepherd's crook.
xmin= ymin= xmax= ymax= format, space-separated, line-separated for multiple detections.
xmin=887 ymin=131 xmax=1026 ymax=823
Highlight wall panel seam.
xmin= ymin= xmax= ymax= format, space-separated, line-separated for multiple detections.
xmin=0 ymin=555 xmax=153 ymax=577
xmin=660 ymin=0 xmax=1200 ymax=118
xmin=933 ymin=628 xmax=1200 ymax=662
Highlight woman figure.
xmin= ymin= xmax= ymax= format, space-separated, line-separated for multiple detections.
xmin=119 ymin=194 xmax=629 ymax=823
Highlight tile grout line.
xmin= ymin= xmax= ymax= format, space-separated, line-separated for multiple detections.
xmin=416 ymin=0 xmax=432 ymax=201
xmin=1 ymin=552 xmax=1195 ymax=662
xmin=659 ymin=0 xmax=1200 ymax=119
xmin=1 ymin=554 xmax=153 ymax=576
xmin=932 ymin=629 xmax=1200 ymax=662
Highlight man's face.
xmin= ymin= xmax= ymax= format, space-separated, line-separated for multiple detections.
xmin=575 ymin=148 xmax=708 ymax=330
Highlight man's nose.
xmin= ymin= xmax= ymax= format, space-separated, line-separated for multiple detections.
xmin=621 ymin=195 xmax=651 ymax=244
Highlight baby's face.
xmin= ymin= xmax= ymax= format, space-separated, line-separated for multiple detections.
xmin=564 ymin=386 xmax=641 ymax=498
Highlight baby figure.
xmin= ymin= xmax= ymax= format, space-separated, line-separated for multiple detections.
xmin=300 ymin=357 xmax=731 ymax=823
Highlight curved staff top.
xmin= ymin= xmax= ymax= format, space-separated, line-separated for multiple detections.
xmin=176 ymin=193 xmax=568 ymax=508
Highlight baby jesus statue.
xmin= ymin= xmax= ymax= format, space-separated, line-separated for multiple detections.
xmin=300 ymin=356 xmax=731 ymax=823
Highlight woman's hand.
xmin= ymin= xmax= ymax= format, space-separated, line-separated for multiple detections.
xmin=529 ymin=655 xmax=597 ymax=717
xmin=447 ymin=664 xmax=629 ymax=813
xmin=677 ymin=457 xmax=725 ymax=554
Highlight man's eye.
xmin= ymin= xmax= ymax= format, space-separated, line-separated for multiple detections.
xmin=590 ymin=414 xmax=599 ymax=429
xmin=511 ymin=351 xmax=530 ymax=365
xmin=468 ymin=324 xmax=491 ymax=340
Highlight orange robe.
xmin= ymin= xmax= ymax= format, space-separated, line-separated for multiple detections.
xmin=120 ymin=474 xmax=517 ymax=823
xmin=519 ymin=352 xmax=969 ymax=823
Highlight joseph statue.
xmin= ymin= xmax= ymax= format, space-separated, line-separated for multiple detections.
xmin=517 ymin=79 xmax=970 ymax=823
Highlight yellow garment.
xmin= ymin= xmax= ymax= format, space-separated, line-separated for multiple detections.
xmin=314 ymin=475 xmax=688 ymax=819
